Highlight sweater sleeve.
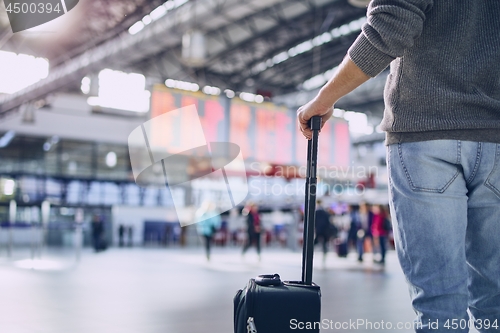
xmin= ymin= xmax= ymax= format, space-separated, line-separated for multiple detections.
xmin=348 ymin=0 xmax=434 ymax=77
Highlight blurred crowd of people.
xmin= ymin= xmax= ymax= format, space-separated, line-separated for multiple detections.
xmin=310 ymin=200 xmax=392 ymax=264
xmin=194 ymin=200 xmax=393 ymax=263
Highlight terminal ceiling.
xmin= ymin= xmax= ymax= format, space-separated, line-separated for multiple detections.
xmin=0 ymin=0 xmax=384 ymax=117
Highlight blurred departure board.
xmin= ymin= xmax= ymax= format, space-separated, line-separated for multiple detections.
xmin=149 ymin=86 xmax=228 ymax=160
xmin=228 ymin=98 xmax=293 ymax=163
xmin=295 ymin=119 xmax=350 ymax=168
xmin=229 ymin=100 xmax=253 ymax=160
xmin=273 ymin=109 xmax=294 ymax=165
xmin=333 ymin=121 xmax=350 ymax=167
xmin=150 ymin=85 xmax=350 ymax=167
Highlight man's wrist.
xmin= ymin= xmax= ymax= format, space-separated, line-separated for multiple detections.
xmin=316 ymin=88 xmax=338 ymax=109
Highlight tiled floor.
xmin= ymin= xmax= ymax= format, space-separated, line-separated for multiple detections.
xmin=0 ymin=246 xmax=435 ymax=333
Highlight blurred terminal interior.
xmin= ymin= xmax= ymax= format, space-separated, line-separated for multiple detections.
xmin=0 ymin=0 xmax=390 ymax=251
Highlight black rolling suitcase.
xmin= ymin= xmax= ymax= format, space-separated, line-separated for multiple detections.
xmin=234 ymin=116 xmax=323 ymax=333
xmin=335 ymin=239 xmax=348 ymax=258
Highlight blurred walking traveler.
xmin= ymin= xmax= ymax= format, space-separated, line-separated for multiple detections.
xmin=118 ymin=224 xmax=125 ymax=247
xmin=313 ymin=200 xmax=334 ymax=262
xmin=370 ymin=205 xmax=389 ymax=265
xmin=332 ymin=206 xmax=349 ymax=258
xmin=196 ymin=201 xmax=222 ymax=261
xmin=91 ymin=215 xmax=106 ymax=252
xmin=297 ymin=0 xmax=500 ymax=331
xmin=346 ymin=205 xmax=358 ymax=253
xmin=355 ymin=202 xmax=372 ymax=262
xmin=242 ymin=203 xmax=262 ymax=260
xmin=127 ymin=226 xmax=133 ymax=247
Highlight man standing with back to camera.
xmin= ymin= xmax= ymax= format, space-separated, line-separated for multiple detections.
xmin=297 ymin=0 xmax=500 ymax=331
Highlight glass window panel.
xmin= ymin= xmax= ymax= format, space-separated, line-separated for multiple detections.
xmin=102 ymin=182 xmax=120 ymax=205
xmin=143 ymin=187 xmax=159 ymax=206
xmin=19 ymin=136 xmax=45 ymax=175
xmin=45 ymin=178 xmax=62 ymax=202
xmin=0 ymin=133 xmax=21 ymax=174
xmin=44 ymin=144 xmax=59 ymax=176
xmin=61 ymin=140 xmax=94 ymax=178
xmin=125 ymin=184 xmax=140 ymax=206
xmin=66 ymin=180 xmax=83 ymax=204
xmin=87 ymin=181 xmax=101 ymax=205
xmin=96 ymin=143 xmax=131 ymax=181
xmin=159 ymin=187 xmax=174 ymax=207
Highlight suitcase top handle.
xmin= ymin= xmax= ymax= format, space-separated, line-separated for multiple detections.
xmin=308 ymin=116 xmax=322 ymax=131
xmin=255 ymin=274 xmax=281 ymax=286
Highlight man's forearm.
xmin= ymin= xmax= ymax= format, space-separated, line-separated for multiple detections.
xmin=316 ymin=56 xmax=371 ymax=107
xmin=296 ymin=55 xmax=371 ymax=139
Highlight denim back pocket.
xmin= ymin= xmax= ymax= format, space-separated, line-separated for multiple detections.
xmin=485 ymin=144 xmax=500 ymax=199
xmin=398 ymin=141 xmax=461 ymax=193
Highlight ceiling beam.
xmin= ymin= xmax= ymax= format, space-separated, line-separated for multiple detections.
xmin=0 ymin=0 xmax=289 ymax=115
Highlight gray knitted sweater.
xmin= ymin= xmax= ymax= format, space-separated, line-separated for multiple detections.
xmin=348 ymin=0 xmax=500 ymax=145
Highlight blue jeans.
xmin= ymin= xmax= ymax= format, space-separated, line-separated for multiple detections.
xmin=388 ymin=140 xmax=500 ymax=332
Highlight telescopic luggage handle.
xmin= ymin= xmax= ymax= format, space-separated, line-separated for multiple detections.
xmin=301 ymin=116 xmax=322 ymax=285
